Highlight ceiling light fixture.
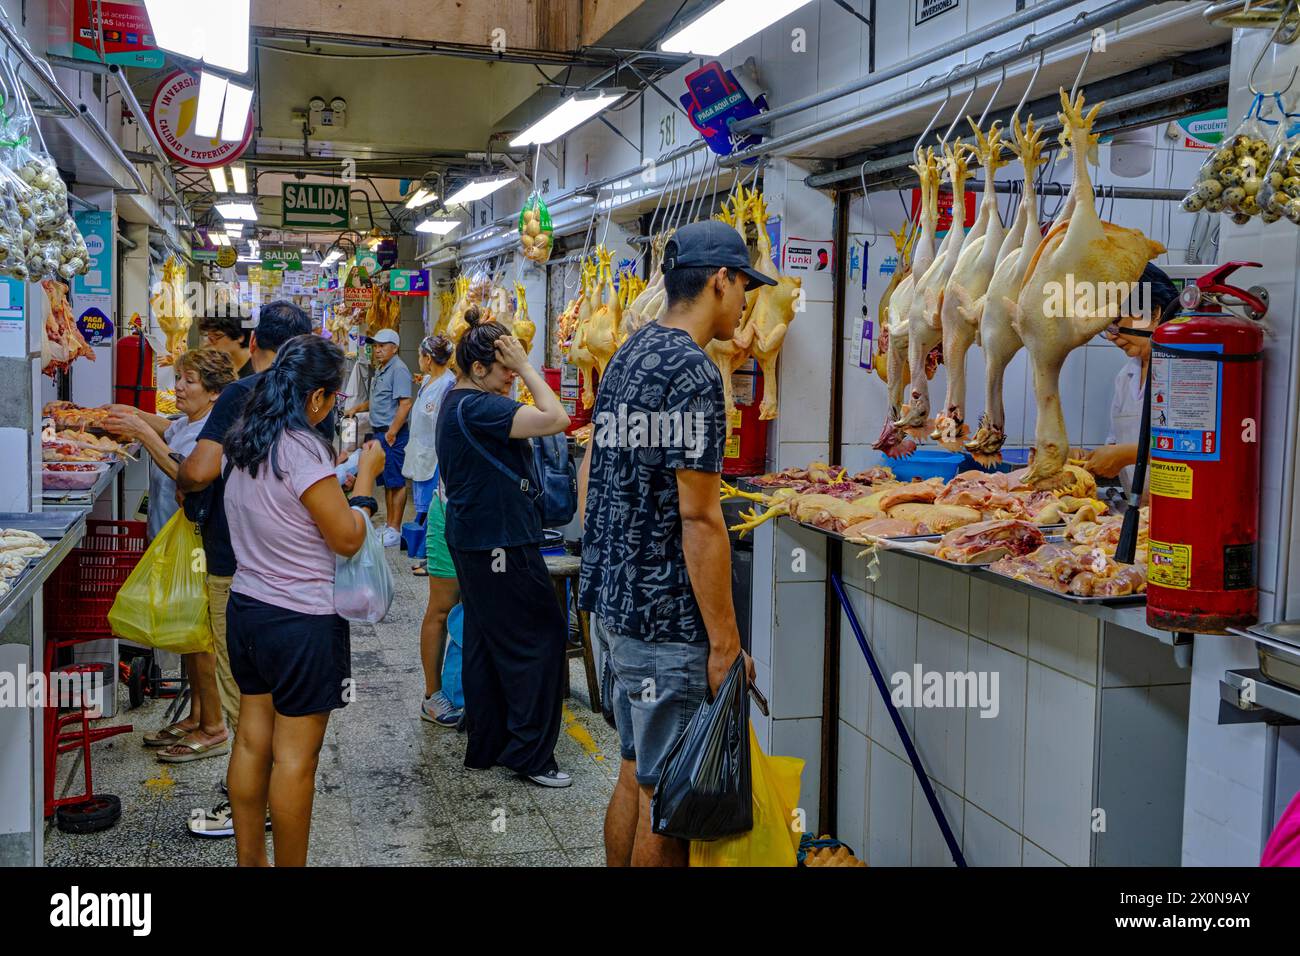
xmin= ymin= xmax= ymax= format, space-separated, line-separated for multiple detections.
xmin=230 ymin=164 xmax=248 ymax=194
xmin=209 ymin=167 xmax=228 ymax=193
xmin=660 ymin=0 xmax=814 ymax=56
xmin=143 ymin=0 xmax=251 ymax=74
xmin=215 ymin=201 xmax=258 ymax=221
xmin=405 ymin=186 xmax=438 ymax=210
xmin=195 ymin=71 xmax=227 ymax=138
xmin=509 ymin=88 xmax=627 ymax=148
xmin=416 ymin=218 xmax=461 ymax=235
xmin=444 ymin=174 xmax=516 ymax=206
xmin=220 ymin=81 xmax=254 ymax=142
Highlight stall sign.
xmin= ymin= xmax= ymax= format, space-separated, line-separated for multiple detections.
xmin=342 ymin=265 xmax=372 ymax=306
xmin=75 ymin=307 xmax=114 ymax=347
xmin=193 ymin=248 xmax=218 ymax=263
xmin=69 ymin=0 xmax=164 ymax=68
xmin=916 ymin=0 xmax=959 ymax=26
xmin=390 ymin=270 xmax=429 ymax=296
xmin=262 ymin=248 xmax=302 ymax=271
xmin=355 ymin=249 xmax=381 ymax=275
xmin=0 ymin=276 xmax=24 ymax=356
xmin=73 ymin=210 xmax=113 ymax=298
xmin=282 ymin=183 xmax=350 ymax=230
xmin=783 ymin=237 xmax=834 ymax=274
xmin=679 ymin=61 xmax=769 ymax=157
xmin=1176 ymin=108 xmax=1229 ymax=149
xmin=149 ymin=70 xmax=253 ymax=168
xmin=216 ymin=247 xmax=238 ymax=269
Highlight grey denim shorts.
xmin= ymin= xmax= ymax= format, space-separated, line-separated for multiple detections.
xmin=592 ymin=615 xmax=710 ymax=787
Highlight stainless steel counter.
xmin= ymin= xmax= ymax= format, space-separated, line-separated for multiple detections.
xmin=0 ymin=511 xmax=88 ymax=633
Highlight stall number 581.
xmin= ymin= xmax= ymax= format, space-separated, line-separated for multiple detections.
xmin=659 ymin=113 xmax=676 ymax=150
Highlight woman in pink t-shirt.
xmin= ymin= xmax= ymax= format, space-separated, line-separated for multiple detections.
xmin=223 ymin=334 xmax=385 ymax=867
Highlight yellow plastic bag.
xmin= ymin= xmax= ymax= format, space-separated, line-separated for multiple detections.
xmin=107 ymin=512 xmax=213 ymax=654
xmin=690 ymin=726 xmax=805 ymax=867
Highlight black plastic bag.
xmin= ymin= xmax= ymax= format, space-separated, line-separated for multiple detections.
xmin=651 ymin=655 xmax=753 ymax=841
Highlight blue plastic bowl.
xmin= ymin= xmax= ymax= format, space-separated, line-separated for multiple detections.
xmin=884 ymin=449 xmax=964 ymax=483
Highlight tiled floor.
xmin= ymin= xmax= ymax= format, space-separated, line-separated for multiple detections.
xmin=43 ymin=534 xmax=621 ymax=867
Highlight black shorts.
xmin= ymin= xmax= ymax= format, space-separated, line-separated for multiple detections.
xmin=226 ymin=591 xmax=351 ymax=716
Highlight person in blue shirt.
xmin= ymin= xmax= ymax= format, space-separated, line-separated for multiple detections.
xmin=434 ymin=308 xmax=573 ymax=787
xmin=347 ymin=328 xmax=413 ymax=547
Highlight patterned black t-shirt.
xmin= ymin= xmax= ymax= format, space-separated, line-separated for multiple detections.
xmin=578 ymin=323 xmax=726 ymax=643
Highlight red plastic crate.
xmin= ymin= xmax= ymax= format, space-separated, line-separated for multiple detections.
xmin=44 ymin=520 xmax=147 ymax=637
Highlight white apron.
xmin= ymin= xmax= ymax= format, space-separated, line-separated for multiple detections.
xmin=1106 ymin=358 xmax=1146 ymax=495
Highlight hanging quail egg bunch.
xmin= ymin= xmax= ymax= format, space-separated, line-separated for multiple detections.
xmin=0 ymin=166 xmax=34 ymax=280
xmin=1257 ymin=121 xmax=1300 ymax=226
xmin=1182 ymin=124 xmax=1274 ymax=225
xmin=14 ymin=150 xmax=88 ymax=280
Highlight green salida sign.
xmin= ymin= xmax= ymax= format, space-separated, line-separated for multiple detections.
xmin=262 ymin=248 xmax=302 ymax=271
xmin=282 ymin=183 xmax=350 ymax=229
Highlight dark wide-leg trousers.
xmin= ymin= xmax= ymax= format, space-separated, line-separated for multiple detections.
xmin=449 ymin=543 xmax=567 ymax=776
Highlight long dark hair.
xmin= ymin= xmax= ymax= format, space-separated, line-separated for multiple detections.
xmin=454 ymin=307 xmax=508 ymax=379
xmin=226 ymin=334 xmax=344 ymax=479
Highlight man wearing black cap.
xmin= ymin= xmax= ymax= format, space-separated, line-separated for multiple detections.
xmin=578 ymin=218 xmax=774 ymax=867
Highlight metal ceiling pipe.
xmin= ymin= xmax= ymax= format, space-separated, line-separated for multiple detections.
xmin=108 ymin=65 xmax=194 ymax=227
xmin=730 ymin=0 xmax=1095 ymax=136
xmin=0 ymin=13 xmax=156 ymax=198
xmin=721 ymin=0 xmax=1158 ymax=167
xmin=806 ymin=63 xmax=1230 ymax=191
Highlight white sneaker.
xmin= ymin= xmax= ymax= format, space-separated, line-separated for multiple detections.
xmin=381 ymin=527 xmax=401 ymax=548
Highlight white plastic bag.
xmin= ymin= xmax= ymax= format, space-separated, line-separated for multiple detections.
xmin=333 ymin=508 xmax=394 ymax=623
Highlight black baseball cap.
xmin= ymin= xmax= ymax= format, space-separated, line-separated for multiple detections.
xmin=661 ymin=219 xmax=777 ymax=288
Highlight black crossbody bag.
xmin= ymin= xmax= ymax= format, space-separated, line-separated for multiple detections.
xmin=454 ymin=395 xmax=542 ymax=507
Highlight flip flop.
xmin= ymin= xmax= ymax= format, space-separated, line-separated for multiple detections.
xmin=142 ymin=723 xmax=193 ymax=748
xmin=412 ymin=566 xmax=428 ymax=577
xmin=157 ymin=737 xmax=231 ymax=764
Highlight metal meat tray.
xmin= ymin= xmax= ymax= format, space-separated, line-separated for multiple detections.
xmin=0 ymin=510 xmax=88 ymax=540
xmin=1245 ymin=623 xmax=1300 ymax=693
xmin=794 ymin=520 xmax=940 ymax=546
xmin=980 ymin=566 xmax=1147 ymax=606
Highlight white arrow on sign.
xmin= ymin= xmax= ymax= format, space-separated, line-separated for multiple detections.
xmin=286 ymin=211 xmax=349 ymax=225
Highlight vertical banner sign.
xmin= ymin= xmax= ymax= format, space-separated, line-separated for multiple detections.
xmin=0 ymin=276 xmax=24 ymax=357
xmin=912 ymin=187 xmax=975 ymax=236
xmin=73 ymin=210 xmax=113 ymax=298
xmin=680 ymin=61 xmax=770 ymax=157
xmin=783 ymin=236 xmax=834 ymax=303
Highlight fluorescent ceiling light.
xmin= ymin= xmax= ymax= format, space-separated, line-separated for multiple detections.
xmin=416 ymin=218 xmax=461 ymax=235
xmin=405 ymin=187 xmax=437 ymax=210
xmin=230 ymin=165 xmax=248 ymax=194
xmin=510 ymin=89 xmax=626 ymax=148
xmin=300 ymin=247 xmax=311 ymax=254
xmin=142 ymin=0 xmax=206 ymax=61
xmin=195 ymin=72 xmax=227 ymax=138
xmin=215 ymin=201 xmax=258 ymax=221
xmin=205 ymin=0 xmax=251 ymax=74
xmin=220 ymin=81 xmax=254 ymax=142
xmin=224 ymin=224 xmax=245 ymax=237
xmin=660 ymin=0 xmax=814 ymax=56
xmin=445 ymin=174 xmax=516 ymax=206
xmin=209 ymin=167 xmax=228 ymax=193
xmin=144 ymin=0 xmax=250 ymax=74
xmin=214 ymin=233 xmax=231 ymax=246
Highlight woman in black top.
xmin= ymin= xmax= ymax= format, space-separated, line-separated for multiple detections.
xmin=435 ymin=309 xmax=572 ymax=786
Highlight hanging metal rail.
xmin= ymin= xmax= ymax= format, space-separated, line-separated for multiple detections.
xmin=729 ymin=0 xmax=1086 ymax=137
xmin=720 ymin=0 xmax=1155 ymax=168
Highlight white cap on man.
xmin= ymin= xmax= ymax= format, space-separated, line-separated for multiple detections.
xmin=366 ymin=329 xmax=400 ymax=346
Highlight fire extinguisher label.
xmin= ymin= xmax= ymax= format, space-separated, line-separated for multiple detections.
xmin=1150 ymin=343 xmax=1223 ymax=461
xmin=1148 ymin=539 xmax=1192 ymax=590
xmin=724 ymin=410 xmax=742 ymax=459
xmin=1223 ymin=543 xmax=1257 ymax=590
xmin=1149 ymin=460 xmax=1193 ymax=499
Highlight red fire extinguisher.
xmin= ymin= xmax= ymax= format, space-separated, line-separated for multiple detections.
xmin=115 ymin=327 xmax=157 ymax=413
xmin=1146 ymin=262 xmax=1266 ymax=634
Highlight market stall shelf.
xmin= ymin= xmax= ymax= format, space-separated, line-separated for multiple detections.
xmin=41 ymin=456 xmax=123 ymax=507
xmin=0 ymin=511 xmax=87 ymax=633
